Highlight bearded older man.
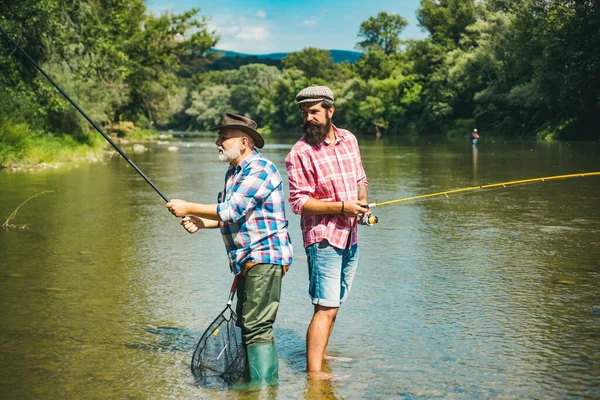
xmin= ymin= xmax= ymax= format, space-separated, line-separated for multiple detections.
xmin=285 ymin=85 xmax=371 ymax=378
xmin=166 ymin=113 xmax=293 ymax=386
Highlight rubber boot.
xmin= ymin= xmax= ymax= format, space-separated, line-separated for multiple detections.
xmin=246 ymin=343 xmax=279 ymax=386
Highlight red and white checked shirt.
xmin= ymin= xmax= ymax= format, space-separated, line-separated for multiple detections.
xmin=285 ymin=125 xmax=368 ymax=249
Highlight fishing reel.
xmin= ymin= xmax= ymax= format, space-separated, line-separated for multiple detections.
xmin=358 ymin=213 xmax=378 ymax=226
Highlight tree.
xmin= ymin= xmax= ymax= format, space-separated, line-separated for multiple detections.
xmin=517 ymin=0 xmax=600 ymax=139
xmin=185 ymin=85 xmax=232 ymax=130
xmin=282 ymin=48 xmax=334 ymax=80
xmin=356 ymin=11 xmax=408 ymax=55
xmin=123 ymin=9 xmax=218 ymax=126
xmin=269 ymin=68 xmax=309 ymax=132
xmin=354 ymin=47 xmax=406 ymax=81
xmin=1 ymin=1 xmax=218 ymax=133
xmin=417 ymin=0 xmax=477 ymax=47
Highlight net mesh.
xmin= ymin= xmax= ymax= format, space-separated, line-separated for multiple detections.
xmin=191 ymin=304 xmax=246 ymax=386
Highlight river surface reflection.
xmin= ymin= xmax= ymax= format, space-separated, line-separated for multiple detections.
xmin=1 ymin=137 xmax=599 ymax=399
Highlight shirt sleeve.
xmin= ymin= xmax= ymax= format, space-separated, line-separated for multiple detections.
xmin=353 ymin=137 xmax=368 ymax=188
xmin=217 ymin=159 xmax=278 ymax=222
xmin=285 ymin=148 xmax=314 ymax=215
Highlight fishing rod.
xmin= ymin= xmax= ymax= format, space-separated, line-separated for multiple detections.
xmin=359 ymin=171 xmax=600 ymax=226
xmin=365 ymin=172 xmax=600 ymax=219
xmin=0 ymin=25 xmax=170 ymax=203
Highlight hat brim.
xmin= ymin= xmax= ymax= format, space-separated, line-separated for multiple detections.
xmin=210 ymin=124 xmax=265 ymax=148
xmin=295 ymin=98 xmax=333 ymax=105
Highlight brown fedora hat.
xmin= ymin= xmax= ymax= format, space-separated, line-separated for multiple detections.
xmin=210 ymin=113 xmax=265 ymax=148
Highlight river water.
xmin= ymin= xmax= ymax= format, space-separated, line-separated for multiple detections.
xmin=1 ymin=137 xmax=599 ymax=399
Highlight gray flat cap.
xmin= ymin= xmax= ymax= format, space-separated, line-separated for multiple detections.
xmin=295 ymin=85 xmax=334 ymax=105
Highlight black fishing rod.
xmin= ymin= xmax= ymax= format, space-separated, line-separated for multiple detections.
xmin=0 ymin=25 xmax=170 ymax=203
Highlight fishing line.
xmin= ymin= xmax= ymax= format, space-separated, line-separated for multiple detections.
xmin=368 ymin=172 xmax=600 ymax=209
xmin=0 ymin=25 xmax=170 ymax=203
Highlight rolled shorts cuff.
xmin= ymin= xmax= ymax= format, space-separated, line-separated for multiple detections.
xmin=311 ymin=298 xmax=341 ymax=307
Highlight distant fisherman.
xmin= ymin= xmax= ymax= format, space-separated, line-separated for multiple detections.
xmin=472 ymin=128 xmax=480 ymax=145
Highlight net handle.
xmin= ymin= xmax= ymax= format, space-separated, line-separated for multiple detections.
xmin=226 ymin=275 xmax=239 ymax=306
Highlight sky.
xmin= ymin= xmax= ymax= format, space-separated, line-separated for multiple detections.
xmin=145 ymin=0 xmax=428 ymax=54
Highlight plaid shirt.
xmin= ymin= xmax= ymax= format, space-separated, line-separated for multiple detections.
xmin=285 ymin=125 xmax=368 ymax=249
xmin=217 ymin=150 xmax=293 ymax=273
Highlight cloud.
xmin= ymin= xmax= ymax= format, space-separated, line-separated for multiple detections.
xmin=303 ymin=19 xmax=317 ymax=25
xmin=209 ymin=14 xmax=274 ymax=53
xmin=235 ymin=26 xmax=268 ymax=41
xmin=256 ymin=10 xmax=267 ymax=18
xmin=215 ymin=25 xmax=241 ymax=36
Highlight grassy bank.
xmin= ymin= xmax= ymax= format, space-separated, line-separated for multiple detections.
xmin=0 ymin=119 xmax=157 ymax=170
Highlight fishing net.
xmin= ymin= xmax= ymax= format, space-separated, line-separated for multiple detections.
xmin=191 ymin=283 xmax=246 ymax=386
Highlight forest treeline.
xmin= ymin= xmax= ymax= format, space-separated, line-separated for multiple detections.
xmin=1 ymin=0 xmax=598 ymax=165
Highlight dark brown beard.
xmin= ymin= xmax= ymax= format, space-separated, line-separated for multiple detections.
xmin=302 ymin=118 xmax=331 ymax=147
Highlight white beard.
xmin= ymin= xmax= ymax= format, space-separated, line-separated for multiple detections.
xmin=218 ymin=142 xmax=242 ymax=162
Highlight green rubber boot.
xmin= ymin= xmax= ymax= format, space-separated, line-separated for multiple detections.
xmin=246 ymin=343 xmax=279 ymax=386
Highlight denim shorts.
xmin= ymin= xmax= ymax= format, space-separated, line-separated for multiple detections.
xmin=305 ymin=241 xmax=359 ymax=307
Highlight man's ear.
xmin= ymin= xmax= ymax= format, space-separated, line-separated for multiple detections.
xmin=328 ymin=106 xmax=335 ymax=118
xmin=241 ymin=135 xmax=253 ymax=151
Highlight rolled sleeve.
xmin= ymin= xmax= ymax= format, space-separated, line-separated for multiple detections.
xmin=289 ymin=191 xmax=310 ymax=215
xmin=354 ymin=139 xmax=368 ymax=188
xmin=286 ymin=151 xmax=314 ymax=215
xmin=217 ymin=201 xmax=236 ymax=222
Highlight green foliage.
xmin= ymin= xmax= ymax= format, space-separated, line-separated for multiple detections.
xmin=185 ymin=85 xmax=233 ymax=130
xmin=125 ymin=129 xmax=159 ymax=140
xmin=0 ymin=118 xmax=31 ymax=163
xmin=23 ymin=133 xmax=104 ymax=165
xmin=269 ymin=69 xmax=310 ymax=132
xmin=417 ymin=0 xmax=477 ymax=46
xmin=1 ymin=1 xmax=218 ymax=138
xmin=342 ymin=71 xmax=423 ymax=136
xmin=121 ymin=8 xmax=218 ymax=126
xmin=356 ymin=12 xmax=408 ymax=55
xmin=446 ymin=118 xmax=476 ymax=138
xmin=2 ymin=0 xmax=598 ymax=161
xmin=282 ymin=48 xmax=334 ymax=80
xmin=183 ymin=64 xmax=284 ymax=131
xmin=0 ymin=116 xmax=106 ymax=166
xmin=203 ymin=55 xmax=282 ymax=72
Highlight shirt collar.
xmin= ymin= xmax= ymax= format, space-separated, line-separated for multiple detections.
xmin=324 ymin=124 xmax=345 ymax=145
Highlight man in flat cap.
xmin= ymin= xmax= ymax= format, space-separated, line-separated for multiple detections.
xmin=166 ymin=113 xmax=293 ymax=386
xmin=285 ymin=85 xmax=371 ymax=378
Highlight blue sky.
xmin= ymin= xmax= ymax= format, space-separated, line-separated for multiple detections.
xmin=145 ymin=0 xmax=428 ymax=54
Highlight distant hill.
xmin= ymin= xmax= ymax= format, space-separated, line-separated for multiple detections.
xmin=210 ymin=49 xmax=363 ymax=64
xmin=197 ymin=48 xmax=363 ymax=72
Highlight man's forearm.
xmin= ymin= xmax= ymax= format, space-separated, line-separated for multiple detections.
xmin=188 ymin=203 xmax=221 ymax=221
xmin=358 ymin=185 xmax=368 ymax=203
xmin=199 ymin=217 xmax=220 ymax=228
xmin=301 ymin=198 xmax=343 ymax=216
xmin=301 ymin=195 xmax=369 ymax=217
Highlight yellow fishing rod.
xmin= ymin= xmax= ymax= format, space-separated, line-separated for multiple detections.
xmin=360 ymin=171 xmax=600 ymax=225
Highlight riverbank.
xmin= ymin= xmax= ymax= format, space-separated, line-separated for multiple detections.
xmin=0 ymin=122 xmax=164 ymax=171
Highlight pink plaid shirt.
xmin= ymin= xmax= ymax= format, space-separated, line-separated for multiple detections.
xmin=285 ymin=125 xmax=368 ymax=249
